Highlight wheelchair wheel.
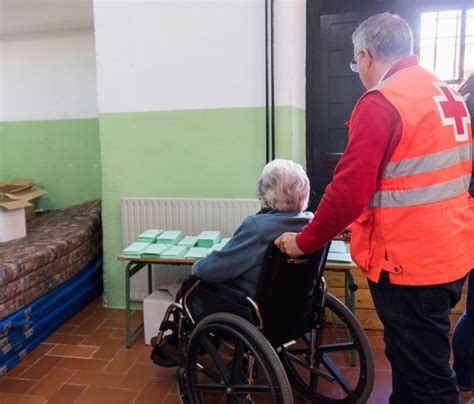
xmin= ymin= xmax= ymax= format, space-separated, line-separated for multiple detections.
xmin=185 ymin=313 xmax=293 ymax=404
xmin=280 ymin=293 xmax=374 ymax=404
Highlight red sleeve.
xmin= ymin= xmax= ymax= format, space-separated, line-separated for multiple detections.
xmin=296 ymin=92 xmax=402 ymax=253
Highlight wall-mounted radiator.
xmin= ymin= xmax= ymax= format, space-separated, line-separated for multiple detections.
xmin=121 ymin=197 xmax=261 ymax=300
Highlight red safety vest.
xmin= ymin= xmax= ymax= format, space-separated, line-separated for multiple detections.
xmin=350 ymin=64 xmax=474 ymax=285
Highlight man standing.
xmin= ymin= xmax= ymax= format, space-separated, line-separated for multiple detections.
xmin=276 ymin=12 xmax=473 ymax=403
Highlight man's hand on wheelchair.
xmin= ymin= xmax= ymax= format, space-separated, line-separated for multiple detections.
xmin=275 ymin=232 xmax=304 ymax=258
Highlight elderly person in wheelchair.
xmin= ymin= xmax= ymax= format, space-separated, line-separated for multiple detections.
xmin=151 ymin=159 xmax=374 ymax=404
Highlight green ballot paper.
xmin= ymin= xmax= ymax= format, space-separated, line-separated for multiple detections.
xmin=160 ymin=245 xmax=190 ymax=259
xmin=137 ymin=229 xmax=163 ymax=243
xmin=196 ymin=231 xmax=222 ymax=247
xmin=141 ymin=243 xmax=171 ymax=257
xmin=123 ymin=242 xmax=152 ymax=258
xmin=156 ymin=230 xmax=184 ymax=245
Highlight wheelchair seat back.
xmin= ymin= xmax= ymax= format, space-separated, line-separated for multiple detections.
xmin=255 ymin=243 xmax=330 ymax=347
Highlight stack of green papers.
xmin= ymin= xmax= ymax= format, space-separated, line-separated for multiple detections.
xmin=178 ymin=236 xmax=197 ymax=247
xmin=185 ymin=247 xmax=210 ymax=259
xmin=156 ymin=230 xmax=184 ymax=245
xmin=160 ymin=245 xmax=190 ymax=259
xmin=137 ymin=229 xmax=163 ymax=243
xmin=141 ymin=243 xmax=171 ymax=258
xmin=329 ymin=240 xmax=347 ymax=253
xmin=327 ymin=252 xmax=353 ymax=263
xmin=196 ymin=231 xmax=222 ymax=247
xmin=123 ymin=242 xmax=152 ymax=258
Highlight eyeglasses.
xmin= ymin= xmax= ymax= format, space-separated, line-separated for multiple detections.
xmin=349 ymin=58 xmax=359 ymax=73
xmin=349 ymin=49 xmax=372 ymax=73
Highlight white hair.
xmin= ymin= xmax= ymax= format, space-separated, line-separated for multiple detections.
xmin=256 ymin=159 xmax=310 ymax=212
xmin=352 ymin=12 xmax=413 ymax=62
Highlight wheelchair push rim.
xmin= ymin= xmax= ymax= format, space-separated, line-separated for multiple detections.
xmin=185 ymin=313 xmax=293 ymax=404
xmin=280 ymin=293 xmax=374 ymax=404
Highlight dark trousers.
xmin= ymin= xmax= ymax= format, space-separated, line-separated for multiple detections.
xmin=368 ymin=271 xmax=465 ymax=404
xmin=453 ymin=270 xmax=474 ymax=390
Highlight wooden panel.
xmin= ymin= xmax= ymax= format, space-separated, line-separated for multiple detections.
xmin=325 ymin=269 xmax=468 ymax=332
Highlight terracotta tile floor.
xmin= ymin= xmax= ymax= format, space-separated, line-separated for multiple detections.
xmin=1 ymin=298 xmax=393 ymax=403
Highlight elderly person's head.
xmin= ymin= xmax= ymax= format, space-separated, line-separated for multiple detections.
xmin=351 ymin=12 xmax=413 ymax=89
xmin=256 ymin=159 xmax=310 ymax=212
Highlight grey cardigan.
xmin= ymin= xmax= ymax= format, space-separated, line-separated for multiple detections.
xmin=192 ymin=210 xmax=314 ymax=298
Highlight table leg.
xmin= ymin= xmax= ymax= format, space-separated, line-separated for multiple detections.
xmin=345 ymin=270 xmax=356 ymax=314
xmin=148 ymin=264 xmax=153 ymax=295
xmin=125 ymin=262 xmax=132 ymax=348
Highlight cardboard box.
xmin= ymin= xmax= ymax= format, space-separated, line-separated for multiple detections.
xmin=0 ymin=178 xmax=46 ymax=222
xmin=143 ymin=290 xmax=175 ymax=345
xmin=0 ymin=198 xmax=31 ymax=243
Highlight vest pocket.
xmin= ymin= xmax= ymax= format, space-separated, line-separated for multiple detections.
xmin=350 ymin=210 xmax=375 ymax=272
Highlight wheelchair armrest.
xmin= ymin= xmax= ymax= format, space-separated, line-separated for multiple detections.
xmin=180 ymin=275 xmax=201 ymax=298
xmin=214 ymin=283 xmax=249 ymax=301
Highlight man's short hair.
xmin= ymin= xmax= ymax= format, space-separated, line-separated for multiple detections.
xmin=352 ymin=12 xmax=413 ymax=62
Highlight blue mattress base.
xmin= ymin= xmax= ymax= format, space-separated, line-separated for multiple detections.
xmin=0 ymin=255 xmax=103 ymax=375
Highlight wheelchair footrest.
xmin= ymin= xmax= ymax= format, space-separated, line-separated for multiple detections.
xmin=150 ymin=345 xmax=180 ymax=368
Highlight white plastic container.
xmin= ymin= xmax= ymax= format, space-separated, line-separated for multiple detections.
xmin=143 ymin=290 xmax=175 ymax=345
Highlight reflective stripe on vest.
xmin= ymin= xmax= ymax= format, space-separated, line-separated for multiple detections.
xmin=383 ymin=143 xmax=472 ymax=179
xmin=370 ymin=174 xmax=471 ymax=207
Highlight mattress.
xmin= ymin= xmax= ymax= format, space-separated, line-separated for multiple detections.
xmin=0 ymin=256 xmax=103 ymax=375
xmin=0 ymin=200 xmax=102 ymax=320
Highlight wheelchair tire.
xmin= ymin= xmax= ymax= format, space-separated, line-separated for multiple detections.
xmin=185 ymin=312 xmax=293 ymax=404
xmin=280 ymin=293 xmax=374 ymax=404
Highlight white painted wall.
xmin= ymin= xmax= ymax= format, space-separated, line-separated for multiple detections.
xmin=0 ymin=29 xmax=98 ymax=121
xmin=93 ymin=0 xmax=306 ymax=114
xmin=0 ymin=0 xmax=94 ymax=36
xmin=275 ymin=0 xmax=306 ymax=110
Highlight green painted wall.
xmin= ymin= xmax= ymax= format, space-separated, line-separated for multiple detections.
xmin=0 ymin=122 xmax=4 ymax=180
xmin=100 ymin=105 xmax=305 ymax=308
xmin=1 ymin=118 xmax=101 ymax=210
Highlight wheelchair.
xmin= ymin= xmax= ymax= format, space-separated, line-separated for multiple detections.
xmin=151 ymin=243 xmax=375 ymax=403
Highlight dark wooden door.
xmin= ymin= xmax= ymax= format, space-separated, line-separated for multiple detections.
xmin=306 ymin=1 xmax=417 ymax=209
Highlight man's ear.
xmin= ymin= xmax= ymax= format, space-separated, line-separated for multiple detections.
xmin=361 ymin=48 xmax=373 ymax=69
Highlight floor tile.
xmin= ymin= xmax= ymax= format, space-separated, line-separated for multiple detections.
xmin=4 ymin=364 xmax=30 ymax=378
xmin=44 ymin=333 xmax=86 ymax=345
xmin=80 ymin=328 xmax=115 ymax=346
xmin=54 ymin=324 xmax=78 ymax=335
xmin=91 ymin=339 xmax=124 ymax=360
xmin=27 ymin=368 xmax=75 ymax=397
xmin=20 ymin=356 xmax=63 ymax=380
xmin=134 ymin=377 xmax=176 ymax=404
xmin=20 ymin=344 xmax=55 ymax=366
xmin=77 ymin=385 xmax=139 ymax=403
xmin=46 ymin=344 xmax=98 ymax=358
xmin=103 ymin=350 xmax=139 ymax=374
xmin=0 ymin=378 xmax=38 ymax=394
xmin=67 ymin=370 xmax=123 ymax=387
xmin=0 ymin=393 xmax=46 ymax=404
xmin=120 ymin=362 xmax=157 ymax=390
xmin=56 ymin=357 xmax=109 ymax=372
xmin=46 ymin=384 xmax=87 ymax=404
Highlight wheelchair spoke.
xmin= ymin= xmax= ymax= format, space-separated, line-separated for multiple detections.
xmin=286 ymin=347 xmax=310 ymax=355
xmin=232 ymin=383 xmax=274 ymax=394
xmin=193 ymin=383 xmax=227 ymax=392
xmin=320 ymin=352 xmax=357 ymax=399
xmin=230 ymin=340 xmax=245 ymax=384
xmin=200 ymin=335 xmax=231 ymax=383
xmin=318 ymin=341 xmax=358 ymax=352
xmin=198 ymin=362 xmax=222 ymax=384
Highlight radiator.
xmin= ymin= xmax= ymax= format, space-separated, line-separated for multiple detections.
xmin=121 ymin=197 xmax=261 ymax=300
